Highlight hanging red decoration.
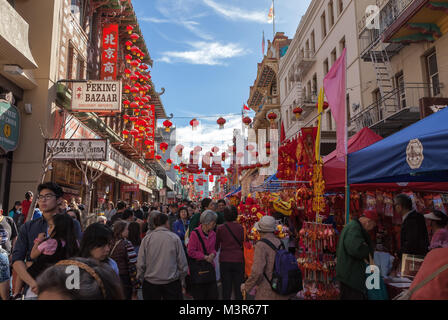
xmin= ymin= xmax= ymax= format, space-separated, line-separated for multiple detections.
xmin=123 ymin=114 xmax=130 ymax=123
xmin=130 ymin=60 xmax=140 ymax=70
xmin=209 ymin=175 xmax=214 ymax=183
xmin=155 ymin=154 xmax=162 ymax=161
xmin=242 ymin=116 xmax=252 ymax=127
xmin=217 ymin=117 xmax=226 ymax=129
xmin=189 ymin=175 xmax=194 ymax=183
xmin=166 ymin=158 xmax=173 ymax=167
xmin=221 ymin=152 xmax=227 ymax=162
xmin=211 ymin=146 xmax=219 ymax=153
xmin=125 ymin=54 xmax=133 ymax=63
xmin=126 ymin=41 xmax=133 ymax=50
xmin=130 ymin=33 xmax=140 ymax=42
xmin=194 ymin=146 xmax=202 ymax=153
xmin=163 ymin=120 xmax=173 ymax=132
xmin=160 ymin=142 xmax=169 ymax=153
xmin=126 ymin=25 xmax=134 ymax=35
xmin=190 ymin=118 xmax=199 ymax=130
xmin=267 ymin=111 xmax=277 ymax=124
xmin=122 ymin=130 xmax=129 ymax=139
xmin=124 ymin=69 xmax=132 ymax=78
xmin=316 ymin=101 xmax=329 ymax=110
xmin=293 ymin=107 xmax=303 ymax=119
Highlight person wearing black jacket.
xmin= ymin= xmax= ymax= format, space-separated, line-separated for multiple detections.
xmin=394 ymin=194 xmax=429 ymax=257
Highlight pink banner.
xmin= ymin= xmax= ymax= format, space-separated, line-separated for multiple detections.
xmin=324 ymin=48 xmax=347 ymax=160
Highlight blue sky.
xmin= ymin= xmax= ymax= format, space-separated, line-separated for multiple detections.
xmin=132 ymin=0 xmax=311 ymax=157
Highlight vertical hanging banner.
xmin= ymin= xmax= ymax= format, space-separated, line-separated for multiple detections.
xmin=146 ymin=105 xmax=156 ymax=160
xmin=101 ymin=24 xmax=119 ymax=81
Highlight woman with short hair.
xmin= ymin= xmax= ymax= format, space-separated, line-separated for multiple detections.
xmin=187 ymin=210 xmax=218 ymax=300
xmin=105 ymin=202 xmax=116 ymax=221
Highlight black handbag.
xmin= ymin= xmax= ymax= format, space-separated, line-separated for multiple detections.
xmin=188 ymin=229 xmax=216 ymax=284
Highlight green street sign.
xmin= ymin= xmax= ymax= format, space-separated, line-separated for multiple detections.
xmin=0 ymin=101 xmax=20 ymax=152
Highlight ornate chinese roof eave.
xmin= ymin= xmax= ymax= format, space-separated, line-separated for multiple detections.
xmin=247 ymin=57 xmax=278 ymax=109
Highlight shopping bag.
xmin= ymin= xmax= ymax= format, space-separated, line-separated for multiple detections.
xmin=244 ymin=241 xmax=254 ymax=277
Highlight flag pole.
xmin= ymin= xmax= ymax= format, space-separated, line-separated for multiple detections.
xmin=344 ymin=50 xmax=350 ymax=226
xmin=272 ymin=0 xmax=276 ymax=38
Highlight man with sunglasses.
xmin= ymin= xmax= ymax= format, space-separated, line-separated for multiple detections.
xmin=11 ymin=182 xmax=82 ymax=299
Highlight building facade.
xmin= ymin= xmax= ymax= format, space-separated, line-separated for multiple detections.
xmin=1 ymin=0 xmax=168 ymax=212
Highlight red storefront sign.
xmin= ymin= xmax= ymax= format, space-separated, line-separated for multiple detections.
xmin=121 ymin=184 xmax=139 ymax=193
xmin=101 ymin=24 xmax=119 ymax=80
xmin=211 ymin=163 xmax=222 ymax=175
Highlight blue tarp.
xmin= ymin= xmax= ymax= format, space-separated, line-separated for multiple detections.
xmin=225 ymin=186 xmax=241 ymax=198
xmin=348 ymin=107 xmax=448 ymax=184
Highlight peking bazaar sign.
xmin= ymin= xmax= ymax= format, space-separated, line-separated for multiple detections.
xmin=101 ymin=24 xmax=119 ymax=80
xmin=71 ymin=81 xmax=122 ymax=113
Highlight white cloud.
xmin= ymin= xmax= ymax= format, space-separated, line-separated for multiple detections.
xmin=159 ymin=41 xmax=247 ymax=65
xmin=140 ymin=17 xmax=171 ymax=23
xmin=202 ymin=0 xmax=267 ymax=23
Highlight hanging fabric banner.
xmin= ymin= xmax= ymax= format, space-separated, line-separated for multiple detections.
xmin=101 ymin=24 xmax=119 ymax=80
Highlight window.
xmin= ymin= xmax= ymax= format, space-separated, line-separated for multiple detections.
xmin=284 ymin=77 xmax=288 ymax=96
xmin=312 ymin=74 xmax=317 ymax=97
xmin=324 ymin=58 xmax=329 ymax=75
xmin=311 ymin=31 xmax=316 ymax=52
xmin=307 ymin=81 xmax=312 ymax=100
xmin=331 ymin=48 xmax=337 ymax=66
xmin=305 ymin=40 xmax=310 ymax=51
xmin=340 ymin=36 xmax=346 ymax=53
xmin=67 ymin=45 xmax=74 ymax=80
xmin=327 ymin=111 xmax=333 ymax=131
xmin=328 ymin=1 xmax=335 ymax=28
xmin=321 ymin=12 xmax=327 ymax=39
xmin=71 ymin=0 xmax=83 ymax=26
xmin=427 ymin=52 xmax=440 ymax=96
xmin=338 ymin=0 xmax=344 ymax=15
xmin=396 ymin=72 xmax=406 ymax=109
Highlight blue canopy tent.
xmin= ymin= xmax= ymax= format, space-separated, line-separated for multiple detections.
xmin=348 ymin=107 xmax=448 ymax=184
xmin=224 ymin=186 xmax=241 ymax=198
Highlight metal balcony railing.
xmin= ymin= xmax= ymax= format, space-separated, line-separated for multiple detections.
xmin=299 ymin=49 xmax=315 ymax=60
xmin=352 ymin=82 xmax=443 ymax=130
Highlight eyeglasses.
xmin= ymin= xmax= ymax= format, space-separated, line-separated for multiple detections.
xmin=37 ymin=194 xmax=57 ymax=201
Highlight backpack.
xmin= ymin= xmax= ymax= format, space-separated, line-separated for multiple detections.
xmin=260 ymin=238 xmax=303 ymax=296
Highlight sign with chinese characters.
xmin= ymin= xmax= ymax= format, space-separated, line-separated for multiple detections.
xmin=0 ymin=101 xmax=20 ymax=152
xmin=146 ymin=105 xmax=156 ymax=159
xmin=121 ymin=184 xmax=139 ymax=193
xmin=45 ymin=139 xmax=109 ymax=161
xmin=71 ymin=81 xmax=122 ymax=112
xmin=101 ymin=24 xmax=119 ymax=80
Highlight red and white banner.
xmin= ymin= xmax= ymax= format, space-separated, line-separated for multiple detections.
xmin=147 ymin=105 xmax=155 ymax=159
xmin=101 ymin=24 xmax=119 ymax=80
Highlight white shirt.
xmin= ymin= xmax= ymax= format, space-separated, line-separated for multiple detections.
xmin=402 ymin=210 xmax=413 ymax=222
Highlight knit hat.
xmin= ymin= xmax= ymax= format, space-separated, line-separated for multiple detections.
xmin=254 ymin=215 xmax=276 ymax=233
xmin=362 ymin=210 xmax=378 ymax=222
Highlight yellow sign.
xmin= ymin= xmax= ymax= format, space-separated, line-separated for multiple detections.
xmin=3 ymin=124 xmax=11 ymax=138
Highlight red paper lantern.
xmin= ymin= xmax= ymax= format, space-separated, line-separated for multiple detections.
xmin=163 ymin=120 xmax=173 ymax=132
xmin=293 ymin=107 xmax=303 ymax=119
xmin=122 ymin=130 xmax=129 ymax=139
xmin=242 ymin=116 xmax=252 ymax=126
xmin=189 ymin=175 xmax=194 ymax=183
xmin=160 ymin=142 xmax=169 ymax=153
xmin=123 ymin=114 xmax=130 ymax=123
xmin=316 ymin=101 xmax=329 ymax=110
xmin=126 ymin=41 xmax=133 ymax=50
xmin=166 ymin=158 xmax=173 ymax=167
xmin=130 ymin=33 xmax=140 ymax=43
xmin=130 ymin=60 xmax=140 ymax=70
xmin=155 ymin=154 xmax=162 ymax=161
xmin=267 ymin=111 xmax=277 ymax=124
xmin=211 ymin=146 xmax=219 ymax=153
xmin=124 ymin=69 xmax=132 ymax=78
xmin=190 ymin=118 xmax=199 ymax=130
xmin=217 ymin=117 xmax=226 ymax=129
xmin=221 ymin=152 xmax=227 ymax=162
xmin=209 ymin=175 xmax=214 ymax=183
xmin=125 ymin=54 xmax=133 ymax=63
xmin=126 ymin=25 xmax=134 ymax=35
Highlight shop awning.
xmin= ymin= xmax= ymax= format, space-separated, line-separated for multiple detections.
xmin=348 ymin=107 xmax=448 ymax=184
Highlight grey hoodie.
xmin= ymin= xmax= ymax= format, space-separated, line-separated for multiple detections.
xmin=137 ymin=226 xmax=188 ymax=285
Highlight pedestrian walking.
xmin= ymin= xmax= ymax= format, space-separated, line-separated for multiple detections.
xmin=424 ymin=210 xmax=448 ymax=250
xmin=36 ymin=257 xmax=124 ymax=300
xmin=216 ymin=206 xmax=244 ymax=300
xmin=27 ymin=213 xmax=79 ymax=280
xmin=172 ymin=207 xmax=189 ymax=245
xmin=168 ymin=203 xmax=179 ymax=231
xmin=187 ymin=210 xmax=218 ymax=300
xmin=137 ymin=213 xmax=188 ymax=300
xmin=110 ymin=220 xmax=139 ymax=300
xmin=336 ymin=210 xmax=377 ymax=300
xmin=12 ymin=183 xmax=82 ymax=299
xmin=110 ymin=201 xmax=127 ymax=225
xmin=105 ymin=201 xmax=116 ymax=221
xmin=132 ymin=201 xmax=144 ymax=220
xmin=128 ymin=221 xmax=142 ymax=256
xmin=240 ymin=215 xmax=290 ymax=300
xmin=79 ymin=223 xmax=119 ymax=275
xmin=0 ymin=212 xmax=18 ymax=300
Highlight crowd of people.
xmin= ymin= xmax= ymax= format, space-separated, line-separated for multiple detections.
xmin=1 ymin=185 xmax=447 ymax=300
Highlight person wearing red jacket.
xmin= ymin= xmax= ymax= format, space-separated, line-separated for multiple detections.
xmin=21 ymin=191 xmax=33 ymax=221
